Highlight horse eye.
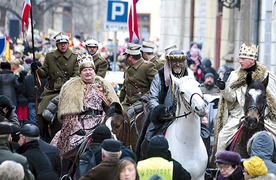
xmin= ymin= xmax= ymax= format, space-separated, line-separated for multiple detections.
xmin=180 ymin=92 xmax=184 ymax=95
xmin=114 ymin=125 xmax=120 ymax=129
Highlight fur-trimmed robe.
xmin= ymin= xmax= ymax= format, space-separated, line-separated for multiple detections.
xmin=52 ymin=76 xmax=120 ymax=156
xmin=58 ymin=76 xmax=120 ymax=119
xmin=212 ymin=62 xmax=276 ymax=159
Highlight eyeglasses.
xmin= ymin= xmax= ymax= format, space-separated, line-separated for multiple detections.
xmin=217 ymin=165 xmax=231 ymax=171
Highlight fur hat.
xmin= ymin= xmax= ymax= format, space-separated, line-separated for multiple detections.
xmin=92 ymin=125 xmax=112 ymax=143
xmin=243 ymin=156 xmax=268 ymax=178
xmin=215 ymin=151 xmax=241 ymax=165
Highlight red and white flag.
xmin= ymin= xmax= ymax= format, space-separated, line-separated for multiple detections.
xmin=128 ymin=0 xmax=139 ymax=43
xmin=22 ymin=0 xmax=31 ymax=36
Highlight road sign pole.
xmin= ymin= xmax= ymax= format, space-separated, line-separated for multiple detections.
xmin=113 ymin=31 xmax=117 ymax=72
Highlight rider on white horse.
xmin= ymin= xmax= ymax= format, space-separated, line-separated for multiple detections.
xmin=214 ymin=43 xmax=276 ymax=155
xmin=145 ymin=49 xmax=194 ymax=140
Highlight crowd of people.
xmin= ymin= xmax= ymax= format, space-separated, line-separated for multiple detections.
xmin=1 ymin=29 xmax=276 ymax=180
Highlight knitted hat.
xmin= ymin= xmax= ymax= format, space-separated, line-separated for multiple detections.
xmin=92 ymin=125 xmax=112 ymax=143
xmin=0 ymin=95 xmax=13 ymax=109
xmin=20 ymin=121 xmax=40 ymax=137
xmin=205 ymin=73 xmax=214 ymax=79
xmin=243 ymin=156 xmax=268 ymax=178
xmin=215 ymin=151 xmax=241 ymax=165
xmin=101 ymin=139 xmax=121 ymax=152
xmin=148 ymin=135 xmax=169 ymax=151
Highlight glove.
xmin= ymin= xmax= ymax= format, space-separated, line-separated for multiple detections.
xmin=31 ymin=62 xmax=38 ymax=73
xmin=165 ymin=104 xmax=177 ymax=117
xmin=18 ymin=70 xmax=27 ymax=83
xmin=216 ymin=78 xmax=225 ymax=90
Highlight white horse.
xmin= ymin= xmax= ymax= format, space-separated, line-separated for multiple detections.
xmin=165 ymin=75 xmax=208 ymax=180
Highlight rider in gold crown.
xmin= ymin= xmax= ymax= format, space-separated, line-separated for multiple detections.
xmin=213 ymin=43 xmax=276 ymax=156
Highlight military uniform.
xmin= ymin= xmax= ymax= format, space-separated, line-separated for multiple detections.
xmin=151 ymin=56 xmax=164 ymax=70
xmin=92 ymin=53 xmax=108 ymax=78
xmin=85 ymin=38 xmax=108 ymax=78
xmin=141 ymin=41 xmax=164 ymax=70
xmin=35 ymin=32 xmax=78 ymax=137
xmin=119 ymin=59 xmax=157 ymax=109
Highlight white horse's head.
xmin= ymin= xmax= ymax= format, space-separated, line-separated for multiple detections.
xmin=171 ymin=75 xmax=208 ymax=117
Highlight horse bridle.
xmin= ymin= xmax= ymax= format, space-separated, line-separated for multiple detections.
xmin=109 ymin=113 xmax=131 ymax=147
xmin=163 ymin=92 xmax=207 ymax=120
xmin=244 ymin=101 xmax=267 ymax=120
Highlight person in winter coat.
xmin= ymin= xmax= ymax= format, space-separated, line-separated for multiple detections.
xmin=16 ymin=122 xmax=59 ymax=179
xmin=0 ymin=122 xmax=34 ymax=180
xmin=137 ymin=135 xmax=191 ymax=180
xmin=213 ymin=43 xmax=276 ymax=155
xmin=246 ymin=131 xmax=276 ymax=175
xmin=243 ymin=156 xmax=276 ymax=180
xmin=50 ymin=54 xmax=120 ymax=175
xmin=217 ymin=64 xmax=234 ymax=82
xmin=215 ymin=150 xmax=244 ymax=180
xmin=31 ymin=32 xmax=78 ymax=141
xmin=201 ymin=58 xmax=219 ymax=83
xmin=0 ymin=61 xmax=18 ymax=107
xmin=0 ymin=95 xmax=20 ymax=127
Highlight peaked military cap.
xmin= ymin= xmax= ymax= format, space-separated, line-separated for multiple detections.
xmin=123 ymin=43 xmax=141 ymax=55
xmin=164 ymin=45 xmax=177 ymax=54
xmin=85 ymin=39 xmax=99 ymax=47
xmin=140 ymin=41 xmax=155 ymax=53
xmin=53 ymin=32 xmax=69 ymax=44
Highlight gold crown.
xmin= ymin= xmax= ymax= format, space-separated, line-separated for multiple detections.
xmin=239 ymin=43 xmax=258 ymax=60
xmin=78 ymin=54 xmax=95 ymax=72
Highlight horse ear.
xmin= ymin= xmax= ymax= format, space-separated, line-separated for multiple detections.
xmin=113 ymin=102 xmax=123 ymax=114
xmin=245 ymin=72 xmax=253 ymax=86
xmin=170 ymin=74 xmax=180 ymax=86
xmin=262 ymin=74 xmax=269 ymax=88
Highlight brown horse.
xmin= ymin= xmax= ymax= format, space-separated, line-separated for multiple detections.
xmin=103 ymin=101 xmax=147 ymax=152
xmin=102 ymin=102 xmax=131 ymax=148
xmin=229 ymin=72 xmax=269 ymax=158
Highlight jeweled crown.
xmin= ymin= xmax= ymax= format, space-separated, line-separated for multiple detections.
xmin=239 ymin=43 xmax=259 ymax=60
xmin=78 ymin=54 xmax=95 ymax=72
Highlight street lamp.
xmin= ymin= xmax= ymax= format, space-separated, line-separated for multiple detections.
xmin=219 ymin=0 xmax=240 ymax=9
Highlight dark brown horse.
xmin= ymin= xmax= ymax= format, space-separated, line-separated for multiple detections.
xmin=102 ymin=101 xmax=147 ymax=152
xmin=231 ymin=72 xmax=269 ymax=158
xmin=102 ymin=102 xmax=131 ymax=148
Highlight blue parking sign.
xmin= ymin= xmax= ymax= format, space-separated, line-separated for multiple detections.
xmin=107 ymin=0 xmax=128 ymax=23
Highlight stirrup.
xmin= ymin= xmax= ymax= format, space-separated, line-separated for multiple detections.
xmin=60 ymin=174 xmax=72 ymax=180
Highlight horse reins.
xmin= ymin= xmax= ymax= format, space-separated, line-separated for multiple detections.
xmin=162 ymin=92 xmax=206 ymax=121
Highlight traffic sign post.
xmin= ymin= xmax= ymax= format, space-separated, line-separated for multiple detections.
xmin=104 ymin=0 xmax=129 ymax=32
xmin=105 ymin=0 xmax=129 ymax=72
